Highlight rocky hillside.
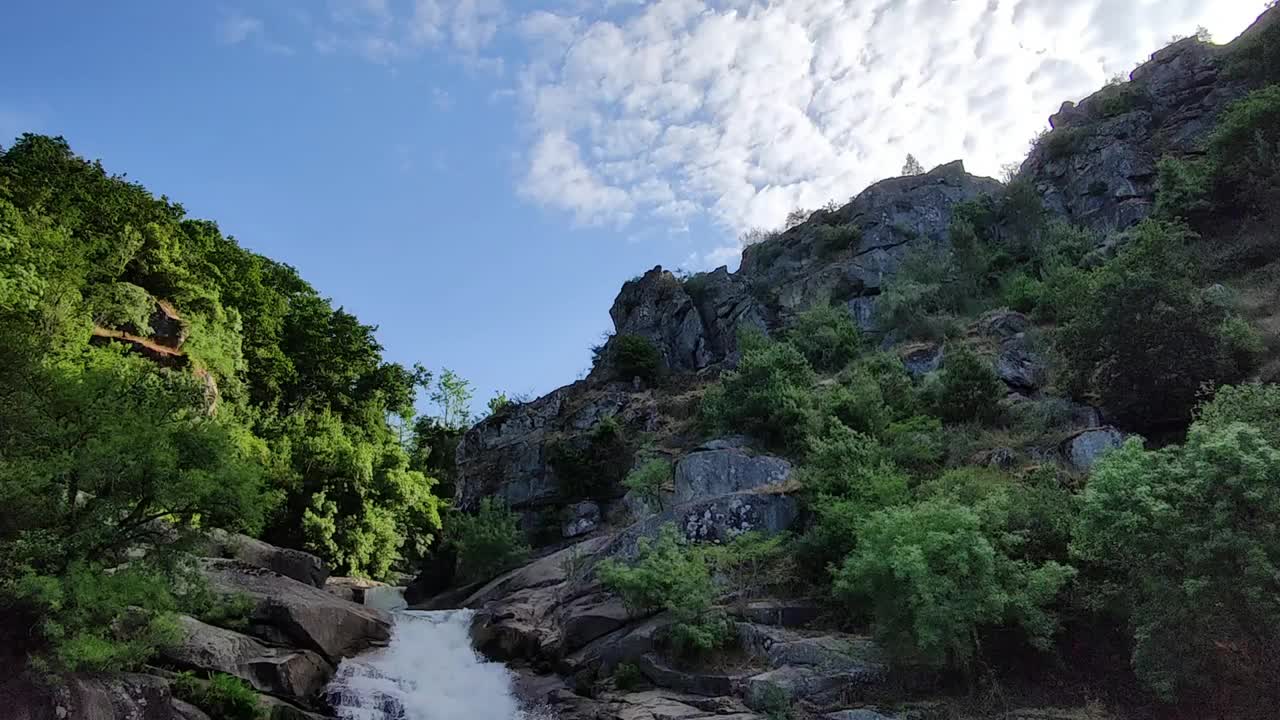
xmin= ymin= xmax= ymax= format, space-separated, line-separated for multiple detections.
xmin=426 ymin=6 xmax=1280 ymax=720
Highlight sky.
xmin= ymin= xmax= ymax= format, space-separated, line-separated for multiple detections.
xmin=0 ymin=0 xmax=1271 ymax=416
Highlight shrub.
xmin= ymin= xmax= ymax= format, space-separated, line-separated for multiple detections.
xmin=547 ymin=416 xmax=633 ymax=498
xmin=785 ymin=304 xmax=862 ymax=372
xmin=799 ymin=424 xmax=910 ymax=505
xmin=927 ymin=346 xmax=1003 ymax=424
xmin=623 ymin=457 xmax=671 ymax=512
xmin=1195 ymin=382 xmax=1280 ymax=445
xmin=704 ymin=531 xmax=792 ymax=610
xmin=1154 ymin=156 xmax=1214 ymax=220
xmin=1072 ymin=424 xmax=1280 ymax=701
xmin=814 ymin=224 xmax=862 ymax=259
xmin=834 ymin=498 xmax=1075 ymax=667
xmin=596 ymin=524 xmax=732 ymax=656
xmin=173 ymin=672 xmax=263 ymax=720
xmin=880 ymin=415 xmax=947 ymax=473
xmin=1206 ymin=85 xmax=1280 ymax=211
xmin=450 ymin=498 xmax=530 ymax=583
xmin=1097 ymin=84 xmax=1139 ymax=117
xmin=701 ymin=331 xmax=820 ymax=455
xmin=1042 ymin=127 xmax=1086 ymax=161
xmin=609 ymin=334 xmax=664 ymax=384
xmin=755 ymin=683 xmax=793 ymax=720
xmin=1056 ymin=219 xmax=1250 ymax=428
xmin=999 ymin=272 xmax=1043 ymax=314
xmin=85 ymin=281 xmax=156 ymax=334
xmin=613 ymin=662 xmax=644 ymax=691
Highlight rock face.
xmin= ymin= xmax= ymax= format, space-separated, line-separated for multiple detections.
xmin=610 ymin=267 xmax=715 ymax=372
xmin=1020 ymin=26 xmax=1263 ymax=233
xmin=161 ymin=615 xmax=332 ymax=700
xmin=202 ymin=529 xmax=329 ymax=588
xmin=672 ymin=445 xmax=791 ymax=506
xmin=199 ymin=558 xmax=391 ymax=662
xmin=6 ymin=673 xmax=184 ymax=720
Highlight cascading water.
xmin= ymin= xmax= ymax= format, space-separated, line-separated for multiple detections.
xmin=326 ymin=608 xmax=536 ymax=720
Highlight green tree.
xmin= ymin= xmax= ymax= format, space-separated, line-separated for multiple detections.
xmin=1073 ymin=423 xmax=1280 ymax=702
xmin=927 ymin=346 xmax=1003 ymax=424
xmin=430 ymin=367 xmax=473 ymax=431
xmin=785 ymin=304 xmax=862 ymax=373
xmin=701 ymin=330 xmax=820 ymax=455
xmin=834 ymin=498 xmax=1074 ymax=667
xmin=450 ymin=498 xmax=529 ymax=583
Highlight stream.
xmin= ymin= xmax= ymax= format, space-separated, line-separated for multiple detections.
xmin=325 ymin=603 xmax=539 ymax=720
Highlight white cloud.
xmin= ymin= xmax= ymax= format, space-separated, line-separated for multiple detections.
xmin=217 ymin=11 xmax=265 ymax=45
xmin=511 ymin=0 xmax=1272 ymax=241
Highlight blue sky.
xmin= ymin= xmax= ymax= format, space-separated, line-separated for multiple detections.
xmin=1 ymin=1 xmax=1269 ymax=417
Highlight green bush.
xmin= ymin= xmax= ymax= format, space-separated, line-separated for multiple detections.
xmin=701 ymin=331 xmax=820 ymax=455
xmin=596 ymin=524 xmax=732 ymax=656
xmin=547 ymin=416 xmax=633 ymax=499
xmin=450 ymin=498 xmax=530 ymax=583
xmin=173 ymin=672 xmax=263 ymax=720
xmin=814 ymin=224 xmax=861 ymax=259
xmin=1206 ymin=85 xmax=1280 ymax=211
xmin=927 ymin=346 xmax=1003 ymax=424
xmin=1041 ymin=127 xmax=1086 ymax=161
xmin=999 ymin=272 xmax=1043 ymax=314
xmin=85 ymin=281 xmax=156 ymax=333
xmin=1225 ymin=10 xmax=1279 ymax=85
xmin=880 ymin=415 xmax=946 ymax=473
xmin=704 ymin=531 xmax=791 ymax=609
xmin=609 ymin=334 xmax=664 ymax=384
xmin=785 ymin=304 xmax=862 ymax=372
xmin=834 ymin=498 xmax=1075 ymax=667
xmin=1056 ymin=219 xmax=1252 ymax=428
xmin=612 ymin=662 xmax=644 ymax=691
xmin=755 ymin=682 xmax=793 ymax=720
xmin=1154 ymin=156 xmax=1214 ymax=219
xmin=822 ymin=373 xmax=891 ymax=436
xmin=623 ymin=457 xmax=671 ymax=512
xmin=1073 ymin=423 xmax=1280 ymax=700
xmin=798 ymin=424 xmax=910 ymax=505
xmin=1195 ymin=382 xmax=1280 ymax=445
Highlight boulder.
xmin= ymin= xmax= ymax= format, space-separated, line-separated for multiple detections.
xmin=729 ymin=599 xmax=823 ymax=628
xmin=974 ymin=310 xmax=1031 ymax=340
xmin=610 ymin=267 xmax=714 ymax=372
xmin=672 ymin=446 xmax=791 ymax=505
xmin=737 ymin=624 xmax=887 ymax=679
xmin=202 ymin=529 xmax=328 ymax=589
xmin=1063 ymin=427 xmax=1126 ymax=472
xmin=604 ymin=491 xmax=801 ymax=562
xmin=199 ymin=558 xmax=391 ymax=662
xmin=323 ymin=576 xmax=388 ymax=604
xmin=900 ymin=343 xmax=943 ymax=378
xmin=162 ymin=615 xmax=331 ymax=700
xmin=995 ymin=338 xmax=1047 ymax=391
xmin=562 ymin=501 xmax=602 ymax=538
xmin=558 ymin=592 xmax=632 ymax=652
xmin=34 ymin=673 xmax=178 ymax=720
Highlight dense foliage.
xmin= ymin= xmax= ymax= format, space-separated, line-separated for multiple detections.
xmin=0 ymin=135 xmax=453 ymax=676
xmin=449 ymin=498 xmax=530 ymax=583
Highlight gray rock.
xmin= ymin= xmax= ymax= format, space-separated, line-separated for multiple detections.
xmin=825 ymin=710 xmax=898 ymax=720
xmin=974 ymin=310 xmax=1031 ymax=340
xmin=900 ymin=343 xmax=943 ymax=378
xmin=161 ymin=615 xmax=331 ymax=701
xmin=202 ymin=529 xmax=329 ymax=588
xmin=1063 ymin=427 xmax=1127 ymax=472
xmin=995 ymin=337 xmax=1047 ymax=391
xmin=199 ymin=558 xmax=391 ymax=662
xmin=563 ymin=501 xmax=602 ymax=538
xmin=635 ymin=654 xmax=741 ymax=697
xmin=672 ymin=448 xmax=791 ymax=505
xmin=610 ymin=267 xmax=714 ymax=373
xmin=45 ymin=673 xmax=176 ymax=720
xmin=729 ymin=599 xmax=823 ymax=628
xmin=737 ymin=624 xmax=887 ymax=677
xmin=171 ymin=698 xmax=213 ymax=720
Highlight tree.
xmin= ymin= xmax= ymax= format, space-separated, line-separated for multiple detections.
xmin=1056 ymin=219 xmax=1249 ymax=428
xmin=1073 ymin=423 xmax=1280 ymax=704
xmin=927 ymin=346 xmax=1003 ymax=424
xmin=901 ymin=154 xmax=925 ymax=176
xmin=784 ymin=304 xmax=862 ymax=373
xmin=700 ymin=330 xmax=820 ymax=455
xmin=430 ymin=367 xmax=473 ymax=431
xmin=450 ymin=498 xmax=529 ymax=582
xmin=834 ymin=498 xmax=1074 ymax=667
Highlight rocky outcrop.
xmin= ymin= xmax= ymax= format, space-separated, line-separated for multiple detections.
xmin=4 ymin=673 xmax=187 ymax=720
xmin=161 ymin=615 xmax=332 ymax=700
xmin=199 ymin=558 xmax=392 ymax=662
xmin=610 ymin=267 xmax=716 ymax=372
xmin=202 ymin=529 xmax=329 ymax=588
xmin=1019 ymin=15 xmax=1273 ymax=233
xmin=672 ymin=444 xmax=791 ymax=506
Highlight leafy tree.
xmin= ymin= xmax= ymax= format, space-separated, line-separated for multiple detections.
xmin=1073 ymin=423 xmax=1280 ymax=702
xmin=704 ymin=531 xmax=791 ymax=611
xmin=429 ymin=367 xmax=473 ymax=431
xmin=450 ymin=498 xmax=529 ymax=583
xmin=901 ymin=154 xmax=925 ymax=176
xmin=1056 ymin=219 xmax=1249 ymax=428
xmin=623 ymin=457 xmax=671 ymax=512
xmin=834 ymin=498 xmax=1074 ymax=667
xmin=608 ymin=334 xmax=664 ymax=384
xmin=927 ymin=346 xmax=1003 ymax=424
xmin=596 ymin=524 xmax=732 ymax=656
xmin=785 ymin=304 xmax=862 ymax=372
xmin=487 ymin=391 xmax=511 ymax=416
xmin=701 ymin=330 xmax=820 ymax=455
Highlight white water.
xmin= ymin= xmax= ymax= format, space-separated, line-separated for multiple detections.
xmin=326 ymin=609 xmax=533 ymax=720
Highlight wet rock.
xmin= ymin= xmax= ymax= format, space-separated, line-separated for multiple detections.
xmin=198 ymin=558 xmax=391 ymax=662
xmin=1063 ymin=427 xmax=1127 ymax=472
xmin=161 ymin=615 xmax=331 ymax=700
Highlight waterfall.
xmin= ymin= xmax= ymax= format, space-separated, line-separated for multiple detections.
xmin=326 ymin=609 xmax=536 ymax=720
